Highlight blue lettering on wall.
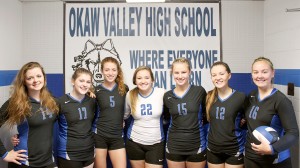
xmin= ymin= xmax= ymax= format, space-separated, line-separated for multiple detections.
xmin=68 ymin=6 xmax=217 ymax=37
xmin=129 ymin=50 xmax=164 ymax=69
xmin=146 ymin=7 xmax=171 ymax=36
xmin=68 ymin=7 xmax=100 ymax=37
xmin=103 ymin=7 xmax=142 ymax=36
xmin=154 ymin=71 xmax=167 ymax=89
xmin=167 ymin=50 xmax=218 ymax=69
xmin=174 ymin=7 xmax=216 ymax=37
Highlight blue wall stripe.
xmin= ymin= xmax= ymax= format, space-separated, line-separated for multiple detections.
xmin=229 ymin=73 xmax=256 ymax=94
xmin=275 ymin=69 xmax=300 ymax=87
xmin=0 ymin=71 xmax=64 ymax=98
xmin=1 ymin=69 xmax=299 ymax=97
xmin=46 ymin=74 xmax=64 ymax=98
xmin=229 ymin=69 xmax=300 ymax=92
xmin=0 ymin=70 xmax=18 ymax=86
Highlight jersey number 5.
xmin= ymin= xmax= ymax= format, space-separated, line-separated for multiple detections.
xmin=110 ymin=96 xmax=115 ymax=107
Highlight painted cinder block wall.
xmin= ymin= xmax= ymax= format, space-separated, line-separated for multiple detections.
xmin=264 ymin=0 xmax=300 ymax=167
xmin=0 ymin=0 xmax=22 ymax=167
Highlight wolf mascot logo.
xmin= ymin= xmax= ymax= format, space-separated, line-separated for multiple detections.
xmin=72 ymin=39 xmax=122 ymax=86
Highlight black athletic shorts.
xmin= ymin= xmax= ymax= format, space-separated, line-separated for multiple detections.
xmin=94 ymin=133 xmax=125 ymax=150
xmin=57 ymin=157 xmax=94 ymax=168
xmin=125 ymin=138 xmax=165 ymax=165
xmin=207 ymin=149 xmax=244 ymax=165
xmin=166 ymin=149 xmax=207 ymax=162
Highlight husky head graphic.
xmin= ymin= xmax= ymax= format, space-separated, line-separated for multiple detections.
xmin=72 ymin=39 xmax=122 ymax=86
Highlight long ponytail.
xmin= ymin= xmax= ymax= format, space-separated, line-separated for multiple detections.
xmin=206 ymin=87 xmax=218 ymax=122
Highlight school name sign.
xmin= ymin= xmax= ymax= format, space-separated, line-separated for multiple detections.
xmin=64 ymin=3 xmax=221 ymax=93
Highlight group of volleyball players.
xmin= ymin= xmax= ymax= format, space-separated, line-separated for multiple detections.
xmin=0 ymin=56 xmax=299 ymax=168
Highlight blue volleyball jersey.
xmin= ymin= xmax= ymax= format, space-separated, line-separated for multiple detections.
xmin=0 ymin=98 xmax=57 ymax=167
xmin=163 ymin=85 xmax=207 ymax=155
xmin=94 ymin=84 xmax=128 ymax=138
xmin=207 ymin=90 xmax=246 ymax=155
xmin=57 ymin=94 xmax=96 ymax=161
xmin=245 ymin=89 xmax=299 ymax=163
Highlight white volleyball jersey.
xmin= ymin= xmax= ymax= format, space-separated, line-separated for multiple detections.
xmin=124 ymin=87 xmax=165 ymax=145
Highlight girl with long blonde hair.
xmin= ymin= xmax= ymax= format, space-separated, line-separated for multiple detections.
xmin=124 ymin=66 xmax=166 ymax=168
xmin=163 ymin=58 xmax=207 ymax=168
xmin=244 ymin=57 xmax=299 ymax=168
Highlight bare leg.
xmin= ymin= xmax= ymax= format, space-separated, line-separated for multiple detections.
xmin=130 ymin=160 xmax=145 ymax=168
xmin=225 ymin=163 xmax=244 ymax=168
xmin=108 ymin=148 xmax=127 ymax=168
xmin=94 ymin=148 xmax=108 ymax=168
xmin=145 ymin=163 xmax=163 ymax=168
xmin=207 ymin=162 xmax=225 ymax=168
xmin=186 ymin=161 xmax=206 ymax=168
xmin=167 ymin=159 xmax=186 ymax=168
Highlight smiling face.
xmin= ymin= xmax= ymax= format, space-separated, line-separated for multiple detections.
xmin=102 ymin=61 xmax=118 ymax=84
xmin=25 ymin=67 xmax=45 ymax=94
xmin=72 ymin=73 xmax=92 ymax=96
xmin=252 ymin=60 xmax=274 ymax=90
xmin=211 ymin=64 xmax=231 ymax=89
xmin=135 ymin=69 xmax=153 ymax=94
xmin=172 ymin=62 xmax=191 ymax=87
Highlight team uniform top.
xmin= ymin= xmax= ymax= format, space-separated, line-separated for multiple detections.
xmin=124 ymin=87 xmax=165 ymax=145
xmin=245 ymin=89 xmax=299 ymax=163
xmin=57 ymin=94 xmax=97 ymax=161
xmin=207 ymin=90 xmax=246 ymax=156
xmin=163 ymin=85 xmax=207 ymax=155
xmin=0 ymin=98 xmax=57 ymax=167
xmin=94 ymin=83 xmax=128 ymax=138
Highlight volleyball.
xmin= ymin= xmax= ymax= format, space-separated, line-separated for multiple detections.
xmin=252 ymin=126 xmax=279 ymax=144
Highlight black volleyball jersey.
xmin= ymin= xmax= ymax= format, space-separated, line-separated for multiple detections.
xmin=163 ymin=85 xmax=207 ymax=155
xmin=245 ymin=89 xmax=299 ymax=162
xmin=0 ymin=98 xmax=57 ymax=167
xmin=208 ymin=90 xmax=246 ymax=155
xmin=94 ymin=84 xmax=128 ymax=138
xmin=57 ymin=94 xmax=97 ymax=161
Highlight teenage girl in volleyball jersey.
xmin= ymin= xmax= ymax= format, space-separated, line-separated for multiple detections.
xmin=0 ymin=62 xmax=59 ymax=168
xmin=244 ymin=57 xmax=299 ymax=168
xmin=163 ymin=58 xmax=207 ymax=168
xmin=56 ymin=68 xmax=97 ymax=168
xmin=93 ymin=57 xmax=128 ymax=168
xmin=206 ymin=61 xmax=246 ymax=168
xmin=124 ymin=66 xmax=165 ymax=168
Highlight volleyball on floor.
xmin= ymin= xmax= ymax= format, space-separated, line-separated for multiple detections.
xmin=252 ymin=126 xmax=279 ymax=144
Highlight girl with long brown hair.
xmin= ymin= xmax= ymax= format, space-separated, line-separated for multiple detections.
xmin=0 ymin=62 xmax=58 ymax=167
xmin=93 ymin=57 xmax=128 ymax=168
xmin=206 ymin=61 xmax=246 ymax=168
